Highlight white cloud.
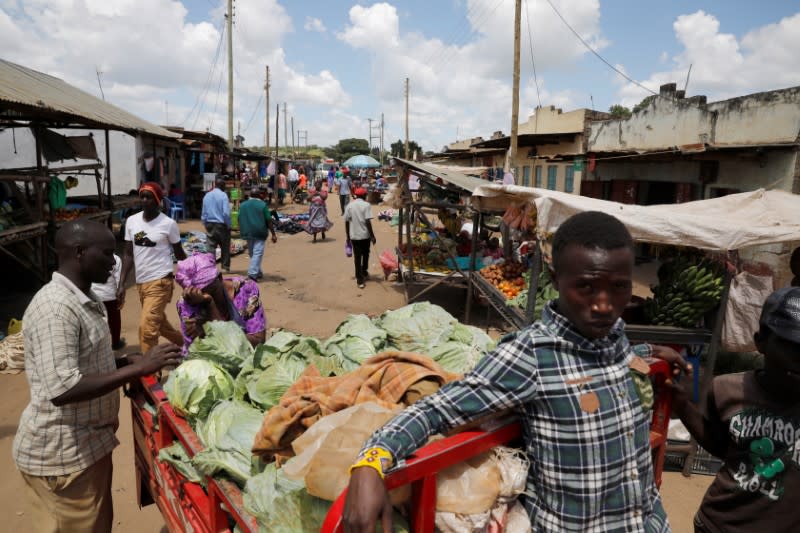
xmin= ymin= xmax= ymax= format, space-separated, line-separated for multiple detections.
xmin=617 ymin=10 xmax=800 ymax=107
xmin=0 ymin=0 xmax=350 ymax=145
xmin=304 ymin=16 xmax=326 ymax=33
xmin=337 ymin=0 xmax=604 ymax=151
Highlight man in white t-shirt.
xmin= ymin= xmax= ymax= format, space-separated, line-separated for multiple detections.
xmin=118 ymin=183 xmax=187 ymax=353
xmin=91 ymin=254 xmax=125 ymax=350
xmin=344 ymin=188 xmax=376 ymax=289
xmin=287 ymin=165 xmax=299 ymax=191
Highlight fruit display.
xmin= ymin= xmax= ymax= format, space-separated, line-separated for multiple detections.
xmin=52 ymin=207 xmax=100 ymax=222
xmin=644 ymin=255 xmax=725 ymax=328
xmin=479 ymin=261 xmax=528 ymax=299
xmin=507 ymin=270 xmax=559 ymax=321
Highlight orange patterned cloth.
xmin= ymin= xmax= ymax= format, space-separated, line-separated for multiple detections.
xmin=251 ymin=351 xmax=458 ymax=461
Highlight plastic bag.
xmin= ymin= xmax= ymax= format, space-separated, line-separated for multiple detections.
xmin=380 ymin=249 xmax=399 ymax=279
xmin=345 ymin=241 xmax=353 ymax=257
xmin=282 ymin=403 xmax=406 ymax=503
xmin=722 ymin=271 xmax=773 ymax=352
xmin=436 ymin=451 xmax=502 ymax=514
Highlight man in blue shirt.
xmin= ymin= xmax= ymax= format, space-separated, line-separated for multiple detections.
xmin=201 ymin=177 xmax=232 ymax=272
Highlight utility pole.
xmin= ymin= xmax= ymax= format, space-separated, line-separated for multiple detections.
xmin=380 ymin=112 xmax=384 ymax=165
xmin=226 ymin=0 xmax=234 ymax=149
xmin=264 ymin=65 xmax=270 ymax=154
xmin=509 ymin=0 xmax=522 ymax=184
xmin=291 ymin=116 xmax=295 ymax=157
xmin=367 ymin=118 xmax=373 ymax=149
xmin=283 ymin=103 xmax=288 ymax=156
xmin=165 ymin=101 xmax=169 ymax=125
xmin=404 ymin=78 xmax=409 ymax=159
xmin=368 ymin=118 xmax=381 ymax=159
xmin=95 ymin=67 xmax=105 ymax=101
xmin=297 ymin=130 xmax=308 ymax=151
xmin=275 ymin=103 xmax=280 ymax=158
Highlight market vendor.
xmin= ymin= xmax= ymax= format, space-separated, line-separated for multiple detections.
xmin=174 ymin=253 xmax=266 ymax=352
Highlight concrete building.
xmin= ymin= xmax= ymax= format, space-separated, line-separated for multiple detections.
xmin=585 ymin=83 xmax=800 ymax=204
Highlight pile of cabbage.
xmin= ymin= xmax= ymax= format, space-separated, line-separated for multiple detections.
xmin=160 ymin=302 xmax=495 ymax=531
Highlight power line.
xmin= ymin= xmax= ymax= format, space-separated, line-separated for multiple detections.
xmin=242 ymin=91 xmax=263 ymax=134
xmin=524 ymin=0 xmax=541 ymax=108
xmin=419 ymin=0 xmax=498 ymax=68
xmin=203 ymin=64 xmax=226 ymax=131
xmin=182 ymin=18 xmax=226 ymax=126
xmin=543 ymin=0 xmax=657 ymax=96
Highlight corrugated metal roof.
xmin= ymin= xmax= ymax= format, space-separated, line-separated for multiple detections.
xmin=0 ymin=59 xmax=179 ymax=139
xmin=393 ymin=157 xmax=488 ymax=192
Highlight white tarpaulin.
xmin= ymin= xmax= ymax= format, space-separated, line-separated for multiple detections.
xmin=472 ymin=186 xmax=800 ymax=251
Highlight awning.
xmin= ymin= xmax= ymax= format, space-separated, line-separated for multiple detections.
xmin=393 ymin=158 xmax=488 ymax=193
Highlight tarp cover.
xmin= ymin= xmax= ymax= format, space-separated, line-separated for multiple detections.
xmin=472 ymin=185 xmax=800 ymax=251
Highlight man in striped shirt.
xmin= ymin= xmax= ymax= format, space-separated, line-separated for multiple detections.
xmin=344 ymin=211 xmax=688 ymax=532
xmin=13 ymin=220 xmax=182 ymax=532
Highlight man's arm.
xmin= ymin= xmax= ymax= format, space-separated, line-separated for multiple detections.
xmin=345 ymin=221 xmax=351 ymax=243
xmin=117 ymin=241 xmax=134 ymax=306
xmin=246 ymin=330 xmax=266 ymax=346
xmin=172 ymin=242 xmax=187 ymax=261
xmin=168 ymin=218 xmax=187 ymax=260
xmin=672 ymin=379 xmax=730 ymax=458
xmin=222 ymin=194 xmax=231 ymax=227
xmin=52 ymin=344 xmax=183 ymax=406
xmin=263 ymin=205 xmax=278 ymax=242
xmin=365 ymin=220 xmax=376 ymax=245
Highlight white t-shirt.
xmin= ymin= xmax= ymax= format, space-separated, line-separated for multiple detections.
xmin=125 ymin=212 xmax=181 ymax=283
xmin=288 ymin=169 xmax=299 ymax=183
xmin=91 ymin=254 xmax=121 ymax=302
xmin=344 ymin=199 xmax=373 ymax=240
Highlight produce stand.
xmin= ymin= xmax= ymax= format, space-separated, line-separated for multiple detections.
xmin=321 ymin=358 xmax=676 ymax=533
xmin=472 ymin=184 xmax=800 ymax=475
xmin=390 ymin=158 xmax=487 ymax=309
xmin=0 ymin=173 xmax=49 ymax=282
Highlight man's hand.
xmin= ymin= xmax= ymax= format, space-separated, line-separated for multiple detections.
xmin=116 ymin=286 xmax=126 ymax=307
xmin=370 ymin=235 xmax=377 ymax=245
xmin=271 ymin=233 xmax=278 ymax=244
xmin=343 ymin=467 xmax=393 ymax=533
xmin=132 ymin=343 xmax=183 ymax=376
xmin=184 ymin=318 xmax=205 ymax=340
xmin=184 ymin=287 xmax=211 ymax=306
xmin=649 ymin=344 xmax=692 ymax=382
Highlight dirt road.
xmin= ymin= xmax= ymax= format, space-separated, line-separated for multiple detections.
xmin=0 ymin=198 xmax=711 ymax=531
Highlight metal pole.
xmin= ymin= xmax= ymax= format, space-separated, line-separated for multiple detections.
xmin=404 ymin=78 xmax=409 ymax=159
xmin=380 ymin=112 xmax=384 ymax=166
xmin=509 ymin=0 xmax=521 ymax=184
xmin=291 ymin=116 xmax=295 ymax=157
xmin=275 ymin=103 xmax=280 ymax=157
xmin=226 ymin=0 xmax=234 ymax=148
xmin=265 ymin=65 xmax=270 ymax=154
xmin=283 ymin=103 xmax=288 ymax=156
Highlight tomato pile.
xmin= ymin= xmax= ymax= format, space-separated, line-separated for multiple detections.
xmin=478 ymin=261 xmax=527 ymax=299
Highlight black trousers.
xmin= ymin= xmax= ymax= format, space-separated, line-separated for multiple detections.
xmin=205 ymin=222 xmax=231 ymax=268
xmin=351 ymin=238 xmax=371 ymax=284
xmin=339 ymin=194 xmax=350 ymax=214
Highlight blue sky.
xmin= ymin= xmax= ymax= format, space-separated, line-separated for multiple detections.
xmin=2 ymin=1 xmax=799 ymax=152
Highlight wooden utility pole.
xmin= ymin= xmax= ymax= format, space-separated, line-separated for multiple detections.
xmin=264 ymin=65 xmax=270 ymax=154
xmin=283 ymin=103 xmax=288 ymax=156
xmin=380 ymin=112 xmax=385 ymax=165
xmin=509 ymin=0 xmax=522 ymax=184
xmin=291 ymin=116 xmax=295 ymax=157
xmin=404 ymin=78 xmax=409 ymax=159
xmin=226 ymin=0 xmax=234 ymax=148
xmin=275 ymin=103 xmax=280 ymax=157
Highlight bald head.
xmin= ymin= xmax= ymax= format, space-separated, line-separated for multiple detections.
xmin=55 ymin=220 xmax=112 ymax=255
xmin=215 ymin=177 xmax=227 ymax=191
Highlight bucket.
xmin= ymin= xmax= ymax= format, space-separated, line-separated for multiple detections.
xmin=231 ymin=211 xmax=239 ymax=230
xmin=7 ymin=318 xmax=22 ymax=335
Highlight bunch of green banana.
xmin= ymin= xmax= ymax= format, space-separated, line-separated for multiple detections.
xmin=644 ymin=255 xmax=725 ymax=328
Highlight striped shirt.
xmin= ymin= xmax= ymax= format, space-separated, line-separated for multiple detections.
xmin=363 ymin=302 xmax=669 ymax=532
xmin=13 ymin=272 xmax=120 ymax=476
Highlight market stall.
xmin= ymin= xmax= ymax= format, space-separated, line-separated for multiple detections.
xmin=472 ymin=184 xmax=800 ymax=474
xmin=389 ymin=158 xmax=490 ymax=307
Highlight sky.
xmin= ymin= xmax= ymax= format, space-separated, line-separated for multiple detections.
xmin=2 ymin=0 xmax=799 ymax=154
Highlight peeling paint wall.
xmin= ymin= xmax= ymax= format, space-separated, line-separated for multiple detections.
xmin=519 ymin=106 xmax=587 ymax=135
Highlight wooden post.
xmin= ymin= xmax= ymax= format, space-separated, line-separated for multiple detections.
xmin=465 ymin=211 xmax=481 ymax=323
xmin=404 ymin=78 xmax=410 ymax=159
xmin=524 ymin=240 xmax=542 ymax=323
xmin=265 ymin=66 xmax=270 ymax=155
xmin=509 ymin=0 xmax=522 ymax=184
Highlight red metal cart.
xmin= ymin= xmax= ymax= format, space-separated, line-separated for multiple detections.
xmin=320 ymin=358 xmax=674 ymax=533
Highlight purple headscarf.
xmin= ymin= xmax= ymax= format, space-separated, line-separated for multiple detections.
xmin=176 ymin=253 xmax=219 ymax=289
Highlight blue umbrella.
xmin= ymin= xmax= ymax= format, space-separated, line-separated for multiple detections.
xmin=343 ymin=154 xmax=381 ymax=169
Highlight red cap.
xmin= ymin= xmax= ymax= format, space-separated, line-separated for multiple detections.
xmin=354 ymin=187 xmax=368 ymax=197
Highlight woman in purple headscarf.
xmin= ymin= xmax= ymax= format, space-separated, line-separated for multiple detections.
xmin=174 ymin=253 xmax=266 ymax=352
xmin=304 ymin=187 xmax=333 ymax=243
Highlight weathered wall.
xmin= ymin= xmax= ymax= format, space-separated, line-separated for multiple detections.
xmin=589 ymin=86 xmax=800 ymax=152
xmin=519 ymin=106 xmax=586 ymax=135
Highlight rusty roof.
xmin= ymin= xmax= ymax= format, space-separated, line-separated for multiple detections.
xmin=0 ymin=59 xmax=179 ymax=139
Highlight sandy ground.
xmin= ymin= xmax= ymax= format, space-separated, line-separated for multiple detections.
xmin=0 ymin=197 xmax=712 ymax=532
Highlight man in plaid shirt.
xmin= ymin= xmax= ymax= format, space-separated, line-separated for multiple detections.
xmin=13 ymin=220 xmax=182 ymax=532
xmin=344 ymin=211 xmax=688 ymax=532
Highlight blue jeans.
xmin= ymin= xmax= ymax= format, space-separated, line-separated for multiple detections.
xmin=247 ymin=239 xmax=265 ymax=278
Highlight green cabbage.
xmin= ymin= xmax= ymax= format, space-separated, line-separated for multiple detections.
xmin=192 ymin=448 xmax=253 ymax=486
xmin=187 ymin=321 xmax=254 ymax=376
xmin=323 ymin=314 xmax=387 ymax=372
xmin=157 ymin=442 xmax=203 ymax=485
xmin=378 ymin=303 xmax=457 ymax=353
xmin=245 ymin=359 xmax=309 ymax=410
xmin=163 ymin=359 xmax=235 ymax=420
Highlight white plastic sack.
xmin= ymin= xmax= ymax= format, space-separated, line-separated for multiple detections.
xmin=721 ymin=272 xmax=773 ymax=352
xmin=0 ymin=332 xmax=25 ymax=374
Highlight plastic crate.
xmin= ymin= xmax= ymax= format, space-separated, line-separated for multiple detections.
xmin=446 ymin=256 xmax=477 ymax=271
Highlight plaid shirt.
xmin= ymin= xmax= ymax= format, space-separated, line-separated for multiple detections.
xmin=363 ymin=302 xmax=669 ymax=532
xmin=13 ymin=273 xmax=119 ymax=476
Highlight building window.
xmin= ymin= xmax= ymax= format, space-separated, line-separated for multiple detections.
xmin=547 ymin=166 xmax=557 ymax=190
xmin=495 ymin=167 xmax=503 ymax=181
xmin=565 ymin=166 xmax=574 ymax=193
xmin=523 ymin=166 xmax=531 ymax=187
xmin=534 ymin=166 xmax=542 ymax=187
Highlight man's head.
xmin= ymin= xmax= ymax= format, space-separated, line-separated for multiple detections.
xmin=754 ymin=287 xmax=800 ymax=394
xmin=139 ymin=182 xmax=163 ymax=215
xmin=55 ymin=220 xmax=116 ymax=284
xmin=354 ymin=187 xmax=368 ymax=199
xmin=550 ymin=211 xmax=635 ymax=339
xmin=215 ymin=177 xmax=227 ymax=191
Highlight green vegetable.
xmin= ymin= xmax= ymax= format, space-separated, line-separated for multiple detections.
xmin=187 ymin=321 xmax=254 ymax=377
xmin=192 ymin=448 xmax=253 ymax=486
xmin=324 ymin=315 xmax=387 ymax=372
xmin=157 ymin=442 xmax=204 ymax=485
xmin=245 ymin=359 xmax=309 ymax=410
xmin=163 ymin=359 xmax=235 ymax=420
xmin=377 ymin=303 xmax=457 ymax=354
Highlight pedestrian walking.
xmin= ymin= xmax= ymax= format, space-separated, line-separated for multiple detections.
xmin=201 ymin=177 xmax=232 ymax=272
xmin=119 ymin=183 xmax=187 ymax=353
xmin=14 ymin=220 xmax=182 ymax=533
xmin=336 ymin=170 xmax=353 ymax=215
xmin=344 ymin=187 xmax=376 ymax=289
xmin=305 ymin=187 xmax=333 ymax=243
xmin=238 ymin=190 xmax=278 ymax=281
xmin=277 ymin=171 xmax=288 ymax=205
xmin=90 ymin=252 xmax=125 ymax=350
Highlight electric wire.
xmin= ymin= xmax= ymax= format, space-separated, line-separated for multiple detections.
xmin=203 ymin=63 xmax=226 ymax=131
xmin=181 ymin=18 xmax=226 ymax=126
xmin=418 ymin=0 xmax=495 ymax=68
xmin=543 ymin=0 xmax=658 ymax=96
xmin=242 ymin=91 xmax=264 ymax=135
xmin=524 ymin=0 xmax=542 ymax=108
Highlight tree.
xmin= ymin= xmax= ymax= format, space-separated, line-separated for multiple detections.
xmin=324 ymin=138 xmax=370 ymax=163
xmin=608 ymin=104 xmax=632 ymax=119
xmin=390 ymin=139 xmax=422 ymax=158
xmin=633 ymin=95 xmax=656 ymax=114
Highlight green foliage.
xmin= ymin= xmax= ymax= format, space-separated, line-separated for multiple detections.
xmin=187 ymin=321 xmax=254 ymax=377
xmin=608 ymin=104 xmax=632 ymax=119
xmin=633 ymin=95 xmax=657 ymax=113
xmin=390 ymin=138 xmax=422 ymax=157
xmin=324 ymin=138 xmax=370 ymax=163
xmin=163 ymin=359 xmax=235 ymax=420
